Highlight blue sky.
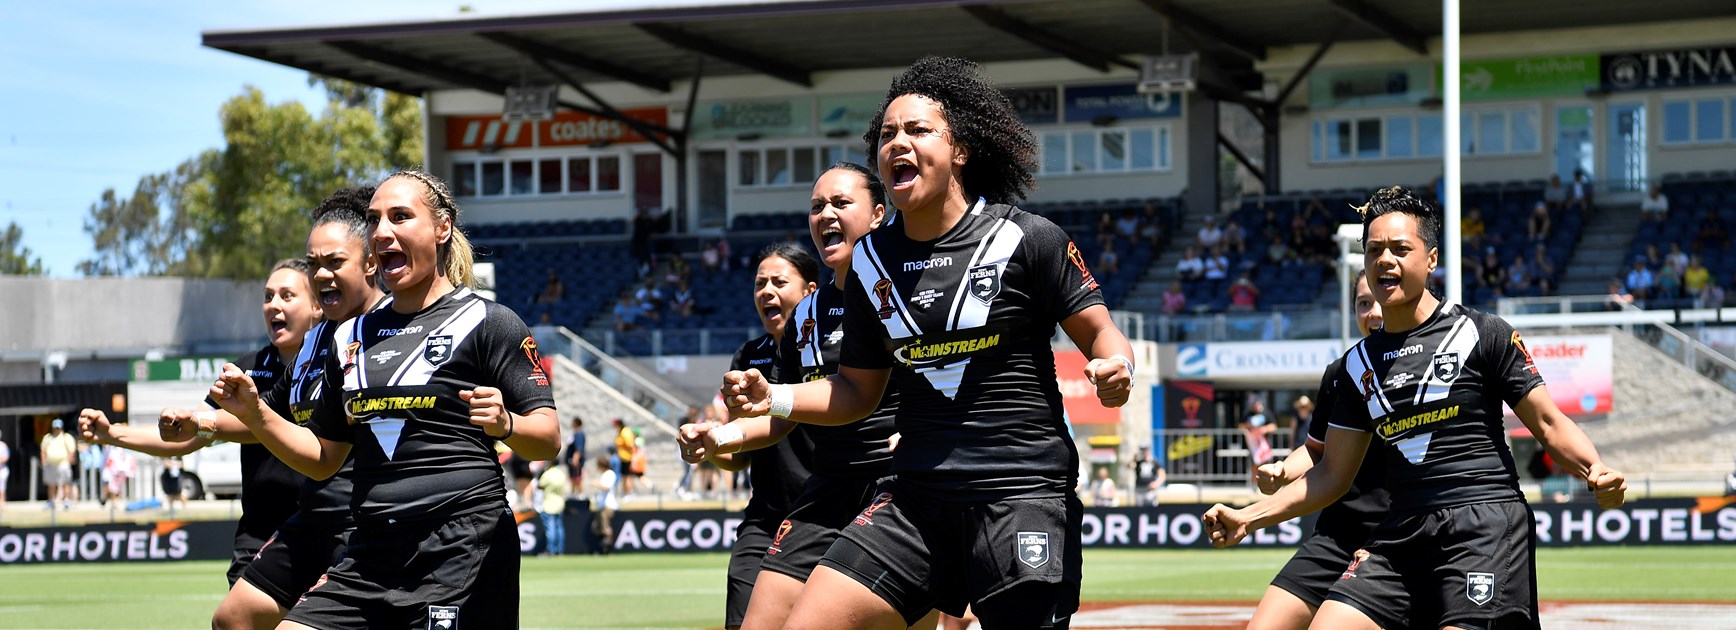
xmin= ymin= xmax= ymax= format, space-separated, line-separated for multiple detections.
xmin=0 ymin=0 xmax=701 ymax=277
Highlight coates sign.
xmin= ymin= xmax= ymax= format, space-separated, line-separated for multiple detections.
xmin=1173 ymin=340 xmax=1342 ymax=380
xmin=1603 ymin=46 xmax=1736 ymax=92
xmin=1510 ymin=334 xmax=1613 ymax=416
xmin=445 ymin=108 xmax=667 ymax=150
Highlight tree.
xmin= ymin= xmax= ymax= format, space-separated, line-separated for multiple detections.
xmin=80 ymin=77 xmax=423 ymax=279
xmin=0 ymin=221 xmax=46 ymax=276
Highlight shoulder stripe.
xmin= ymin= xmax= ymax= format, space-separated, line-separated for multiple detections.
xmin=390 ymin=298 xmax=491 ymax=387
xmin=1326 ymin=422 xmax=1369 ymax=433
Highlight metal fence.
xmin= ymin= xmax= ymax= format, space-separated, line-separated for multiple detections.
xmin=1155 ymin=428 xmax=1302 ymax=483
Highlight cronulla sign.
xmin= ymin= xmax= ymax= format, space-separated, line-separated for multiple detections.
xmin=1173 ymin=340 xmax=1343 ymax=380
xmin=1603 ymin=45 xmax=1736 ymax=92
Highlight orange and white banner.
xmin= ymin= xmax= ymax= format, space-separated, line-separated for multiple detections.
xmin=1512 ymin=334 xmax=1613 ymax=416
xmin=446 ymin=108 xmax=668 ymax=150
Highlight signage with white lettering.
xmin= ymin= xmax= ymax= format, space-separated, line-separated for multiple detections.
xmin=1172 ymin=340 xmax=1344 ymax=380
xmin=0 ymin=521 xmax=233 ymax=565
xmin=1063 ymin=84 xmax=1182 ymax=123
xmin=1603 ymin=46 xmax=1736 ymax=92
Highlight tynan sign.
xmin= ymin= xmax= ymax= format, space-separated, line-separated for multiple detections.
xmin=1602 ymin=46 xmax=1736 ymax=92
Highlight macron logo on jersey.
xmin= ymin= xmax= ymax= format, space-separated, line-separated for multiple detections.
xmin=1383 ymin=344 xmax=1424 ymax=361
xmin=903 ymin=256 xmax=953 ymax=271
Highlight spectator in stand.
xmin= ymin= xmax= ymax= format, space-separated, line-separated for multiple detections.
xmin=1505 ymin=253 xmax=1535 ymax=295
xmin=1699 ymin=277 xmax=1727 ymax=309
xmin=1240 ymin=397 xmax=1276 ymax=471
xmin=1544 ymin=174 xmax=1567 ymax=214
xmin=1097 ymin=241 xmax=1120 ymax=277
xmin=1089 ymin=467 xmax=1119 ymax=507
xmin=612 ymin=295 xmax=642 ymax=332
xmin=1130 ymin=446 xmax=1164 ymax=507
xmin=1139 ymin=202 xmax=1165 ymax=247
xmin=1625 ymin=256 xmax=1655 ymax=303
xmin=1115 ymin=208 xmax=1140 ymax=241
xmin=1655 ymin=262 xmax=1682 ymax=303
xmin=1527 ymin=201 xmax=1552 ymax=243
xmin=1476 ymin=248 xmax=1506 ymax=290
xmin=1641 ymin=186 xmax=1670 ymax=222
xmin=716 ymin=237 xmax=734 ymax=272
xmin=612 ymin=419 xmax=637 ymax=496
xmin=1176 ymin=246 xmax=1205 ymax=282
xmin=535 ymin=460 xmax=570 ymax=556
xmin=1697 ymin=210 xmax=1730 ymax=252
xmin=1203 ymin=245 xmax=1231 ymax=281
xmin=1666 ymin=242 xmax=1690 ymax=275
xmin=666 ymin=255 xmax=692 ymax=287
xmin=537 ymin=268 xmax=565 ymax=305
xmin=161 ymin=455 xmax=187 ymax=510
xmin=1604 ymin=280 xmax=1635 ymax=311
xmin=1160 ymin=281 xmax=1188 ymax=315
xmin=1198 ymin=215 xmax=1224 ymax=250
xmin=102 ymin=445 xmax=135 ymax=505
xmin=590 ymin=458 xmax=619 ymax=554
xmin=635 ymin=279 xmax=664 ymax=322
xmin=1264 ymin=229 xmax=1297 ymax=267
xmin=670 ymin=279 xmax=696 ymax=320
xmin=1306 ymin=223 xmax=1338 ymax=265
xmin=1566 ymin=170 xmax=1594 ymax=214
xmin=1644 ymin=243 xmax=1665 ymax=271
xmin=1290 ymin=395 xmax=1316 ymax=448
xmin=1300 ymin=196 xmax=1330 ymax=225
xmin=1228 ymin=272 xmax=1261 ymax=312
xmin=1259 ymin=208 xmax=1281 ymax=234
xmin=1462 ymin=207 xmax=1487 ymax=249
xmin=1095 ymin=212 xmax=1116 ymax=250
xmin=566 ymin=417 xmax=586 ymax=491
xmin=701 ymin=241 xmax=722 ymax=273
xmin=1684 ymin=255 xmax=1713 ymax=299
xmin=40 ymin=419 xmax=77 ymax=510
xmin=1531 ymin=243 xmax=1557 ymax=293
xmin=1222 ymin=219 xmax=1247 ymax=256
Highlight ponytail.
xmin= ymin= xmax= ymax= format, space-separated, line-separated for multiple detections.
xmin=384 ymin=169 xmax=475 ymax=289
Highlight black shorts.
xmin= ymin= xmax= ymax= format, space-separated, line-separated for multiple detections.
xmin=284 ymin=508 xmax=519 ymax=630
xmin=816 ymin=479 xmax=1082 ymax=627
xmin=726 ymin=518 xmax=777 ymax=628
xmin=1328 ymin=500 xmax=1538 ymax=630
xmin=758 ymin=474 xmax=881 ymax=583
xmin=227 ymin=530 xmax=271 ymax=587
xmin=241 ymin=514 xmax=353 ymax=610
xmin=1270 ymin=530 xmax=1367 ymax=608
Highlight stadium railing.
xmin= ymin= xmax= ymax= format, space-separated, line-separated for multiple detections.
xmin=1499 ymin=297 xmax=1736 ymax=393
xmin=1155 ymin=428 xmax=1301 ymax=484
xmin=534 ymin=325 xmax=690 ymax=430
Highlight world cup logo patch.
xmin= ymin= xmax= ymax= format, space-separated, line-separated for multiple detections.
xmin=796 ymin=319 xmax=815 ymax=350
xmin=873 ymin=279 xmax=897 ymax=320
xmin=853 ymin=492 xmax=893 ymax=526
xmin=767 ymin=519 xmax=793 ymax=555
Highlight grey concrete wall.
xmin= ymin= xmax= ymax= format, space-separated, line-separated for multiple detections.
xmin=0 ymin=277 xmax=264 ymax=356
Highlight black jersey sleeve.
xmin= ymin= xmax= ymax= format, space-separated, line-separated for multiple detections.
xmin=1307 ymin=358 xmax=1344 ymax=443
xmin=480 ymin=303 xmax=557 ymax=416
xmin=1020 ymin=215 xmax=1105 ymax=323
xmin=1479 ymin=315 xmax=1546 ymax=406
xmin=1325 ymin=359 xmax=1374 ymax=433
xmin=840 ymin=270 xmax=894 ymax=370
xmin=309 ymin=337 xmax=353 ymax=443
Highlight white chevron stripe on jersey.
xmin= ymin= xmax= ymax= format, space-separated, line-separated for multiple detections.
xmin=1346 ymin=341 xmax=1395 ymax=423
xmin=1414 ymin=310 xmax=1478 ymax=406
xmin=388 ymin=291 xmax=486 ymax=387
xmin=366 ymin=418 xmax=407 ymax=460
xmin=854 ymin=235 xmax=921 ymax=339
xmin=1395 ymin=433 xmax=1432 ymax=464
xmin=797 ymin=292 xmax=823 ymax=371
xmin=917 ymin=214 xmax=1025 ymax=400
xmin=289 ymin=320 xmax=332 ymax=410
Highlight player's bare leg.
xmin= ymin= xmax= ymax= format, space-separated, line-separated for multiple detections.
xmin=739 ymin=570 xmax=805 ymax=630
xmin=1246 ymin=585 xmax=1316 ymax=630
xmin=783 ymin=566 xmax=905 ymax=630
xmin=210 ymin=578 xmax=287 ymax=630
xmin=1307 ymin=600 xmax=1381 ymax=630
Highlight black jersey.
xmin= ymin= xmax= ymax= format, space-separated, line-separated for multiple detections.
xmin=841 ymin=201 xmax=1103 ymax=500
xmin=208 ymin=345 xmax=303 ymax=540
xmin=731 ymin=334 xmax=814 ymax=524
xmin=1307 ymin=357 xmax=1388 ymax=538
xmin=262 ymin=319 xmax=357 ymax=525
xmin=310 ymin=289 xmax=556 ymax=523
xmin=1328 ymin=302 xmax=1542 ymax=516
xmin=779 ymin=283 xmax=898 ymax=477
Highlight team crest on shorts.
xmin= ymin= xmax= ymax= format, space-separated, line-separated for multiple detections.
xmin=428 ymin=605 xmax=459 ymax=629
xmin=768 ymin=519 xmax=793 ymax=556
xmin=967 ymin=264 xmax=1001 ymax=305
xmin=1466 ymin=572 xmax=1495 ymax=606
xmin=424 ymin=335 xmax=454 ymax=367
xmin=1016 ymin=531 xmax=1050 ymax=569
xmin=1432 ymin=352 xmax=1461 ymax=383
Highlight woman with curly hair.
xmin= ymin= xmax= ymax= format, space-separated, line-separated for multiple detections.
xmin=720 ymin=56 xmax=1134 ymax=629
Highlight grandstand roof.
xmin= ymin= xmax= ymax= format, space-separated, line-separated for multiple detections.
xmin=203 ymin=0 xmax=1730 ymax=98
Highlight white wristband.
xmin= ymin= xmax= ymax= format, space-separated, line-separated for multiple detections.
xmin=195 ymin=411 xmax=218 ymax=441
xmin=710 ymin=423 xmax=745 ymax=454
xmin=768 ymin=384 xmax=795 ymax=419
xmin=1109 ymin=354 xmax=1135 ymax=381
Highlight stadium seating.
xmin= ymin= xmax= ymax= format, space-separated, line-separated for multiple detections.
xmin=1633 ymin=175 xmax=1736 ymax=308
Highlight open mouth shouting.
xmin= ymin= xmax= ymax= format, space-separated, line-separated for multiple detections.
xmin=889 ymin=158 xmax=918 ymax=191
xmin=378 ymin=250 xmax=410 ymax=282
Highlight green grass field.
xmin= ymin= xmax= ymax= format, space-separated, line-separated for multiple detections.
xmin=1 ymin=547 xmax=1732 ymax=629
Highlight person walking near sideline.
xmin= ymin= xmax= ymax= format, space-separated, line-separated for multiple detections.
xmin=536 ymin=460 xmax=571 ymax=556
xmin=40 ymin=419 xmax=78 ymax=510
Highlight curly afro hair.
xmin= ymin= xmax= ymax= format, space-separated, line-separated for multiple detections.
xmin=863 ymin=56 xmax=1038 ymax=205
xmin=311 ymin=186 xmax=378 ymax=240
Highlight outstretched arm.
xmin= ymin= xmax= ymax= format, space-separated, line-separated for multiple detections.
xmin=1204 ymin=427 xmax=1371 ymax=547
xmin=211 ymin=363 xmax=350 ymax=480
xmin=720 ymin=367 xmax=890 ymax=427
xmin=1513 ymin=385 xmax=1626 ymax=508
xmin=678 ymin=416 xmax=798 ymax=467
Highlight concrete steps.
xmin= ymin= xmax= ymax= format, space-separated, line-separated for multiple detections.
xmin=1559 ymin=204 xmax=1644 ymax=295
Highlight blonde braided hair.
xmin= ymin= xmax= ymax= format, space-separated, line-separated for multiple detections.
xmin=383 ymin=169 xmax=475 ymax=289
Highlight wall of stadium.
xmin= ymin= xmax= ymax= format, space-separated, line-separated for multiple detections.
xmin=1262 ymin=17 xmax=1736 ymax=193
xmin=424 ymin=58 xmax=1192 ymax=230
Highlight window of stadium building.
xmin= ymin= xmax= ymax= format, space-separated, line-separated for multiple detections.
xmin=1661 ymin=96 xmax=1735 ymax=145
xmin=451 ymin=155 xmax=624 ymax=197
xmin=1038 ymin=125 xmax=1171 ymax=176
xmin=1312 ymin=106 xmax=1540 ymax=163
xmin=735 ymin=143 xmax=867 ymax=188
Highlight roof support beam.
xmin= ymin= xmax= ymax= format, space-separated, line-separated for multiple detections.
xmin=1134 ymin=0 xmax=1265 ymax=62
xmin=959 ymin=5 xmax=1132 ymax=73
xmin=634 ymin=23 xmax=810 ymax=87
xmin=325 ymin=40 xmax=678 ymax=149
xmin=476 ymin=32 xmax=672 ymax=93
xmin=1275 ymin=36 xmax=1335 ymax=105
xmin=1218 ymin=131 xmax=1265 ymax=184
xmin=524 ymin=56 xmax=679 ymax=155
xmin=1326 ymin=0 xmax=1428 ymax=55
